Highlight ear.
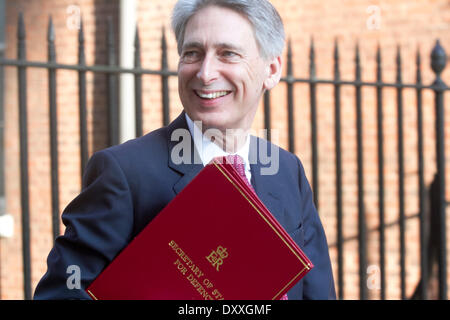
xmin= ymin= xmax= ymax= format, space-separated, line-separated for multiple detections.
xmin=263 ymin=55 xmax=282 ymax=91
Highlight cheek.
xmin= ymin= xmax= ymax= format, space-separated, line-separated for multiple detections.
xmin=227 ymin=67 xmax=259 ymax=96
xmin=242 ymin=62 xmax=267 ymax=93
xmin=178 ymin=64 xmax=197 ymax=87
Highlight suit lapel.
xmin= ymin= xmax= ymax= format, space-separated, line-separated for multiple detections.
xmin=167 ymin=112 xmax=204 ymax=194
xmin=166 ymin=120 xmax=285 ymax=225
xmin=249 ymin=136 xmax=285 ymax=226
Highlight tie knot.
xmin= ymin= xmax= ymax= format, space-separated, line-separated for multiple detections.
xmin=226 ymin=155 xmax=245 ymax=179
xmin=215 ymin=155 xmax=246 ymax=179
xmin=214 ymin=155 xmax=255 ymax=193
xmin=225 ymin=154 xmax=244 ymax=166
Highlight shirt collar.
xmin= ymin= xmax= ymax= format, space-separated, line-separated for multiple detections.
xmin=185 ymin=113 xmax=251 ymax=173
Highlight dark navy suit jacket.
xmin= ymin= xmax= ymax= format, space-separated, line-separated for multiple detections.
xmin=34 ymin=112 xmax=336 ymax=300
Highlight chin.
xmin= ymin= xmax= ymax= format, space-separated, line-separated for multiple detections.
xmin=189 ymin=111 xmax=232 ymax=131
xmin=199 ymin=119 xmax=229 ymax=132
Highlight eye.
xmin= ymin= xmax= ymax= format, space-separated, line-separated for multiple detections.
xmin=221 ymin=51 xmax=239 ymax=58
xmin=184 ymin=51 xmax=197 ymax=57
xmin=181 ymin=50 xmax=202 ymax=63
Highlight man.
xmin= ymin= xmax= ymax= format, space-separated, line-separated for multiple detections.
xmin=34 ymin=0 xmax=336 ymax=300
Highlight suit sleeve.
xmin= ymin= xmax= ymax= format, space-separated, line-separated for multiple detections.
xmin=296 ymin=156 xmax=336 ymax=300
xmin=33 ymin=150 xmax=134 ymax=300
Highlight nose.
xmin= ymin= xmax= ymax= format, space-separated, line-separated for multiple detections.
xmin=196 ymin=53 xmax=219 ymax=85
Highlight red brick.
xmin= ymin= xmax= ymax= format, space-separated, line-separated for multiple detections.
xmin=1 ymin=0 xmax=450 ymax=300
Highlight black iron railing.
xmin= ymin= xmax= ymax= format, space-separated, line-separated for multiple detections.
xmin=273 ymin=38 xmax=449 ymax=300
xmin=0 ymin=15 xmax=448 ymax=300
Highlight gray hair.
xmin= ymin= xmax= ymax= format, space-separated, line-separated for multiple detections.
xmin=171 ymin=0 xmax=285 ymax=60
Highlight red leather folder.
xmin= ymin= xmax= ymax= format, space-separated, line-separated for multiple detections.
xmin=86 ymin=160 xmax=313 ymax=300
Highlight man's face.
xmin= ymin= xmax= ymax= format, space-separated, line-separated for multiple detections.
xmin=178 ymin=5 xmax=280 ymax=133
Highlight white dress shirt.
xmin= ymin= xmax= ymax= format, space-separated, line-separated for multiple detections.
xmin=185 ymin=113 xmax=252 ymax=183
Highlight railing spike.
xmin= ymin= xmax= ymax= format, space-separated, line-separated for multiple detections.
xmin=107 ymin=16 xmax=115 ymax=48
xmin=18 ymin=12 xmax=26 ymax=40
xmin=355 ymin=40 xmax=360 ymax=61
xmin=416 ymin=45 xmax=422 ymax=83
xmin=47 ymin=16 xmax=55 ymax=42
xmin=376 ymin=43 xmax=381 ymax=63
xmin=78 ymin=17 xmax=85 ymax=66
xmin=134 ymin=25 xmax=141 ymax=68
xmin=78 ymin=16 xmax=84 ymax=43
xmin=309 ymin=36 xmax=316 ymax=78
xmin=134 ymin=25 xmax=141 ymax=49
xmin=47 ymin=16 xmax=56 ymax=62
xmin=431 ymin=39 xmax=447 ymax=77
xmin=287 ymin=38 xmax=293 ymax=79
xmin=396 ymin=45 xmax=402 ymax=83
xmin=161 ymin=26 xmax=170 ymax=126
xmin=355 ymin=40 xmax=361 ymax=81
xmin=376 ymin=44 xmax=382 ymax=82
xmin=161 ymin=25 xmax=168 ymax=57
xmin=334 ymin=39 xmax=340 ymax=80
xmin=333 ymin=38 xmax=339 ymax=60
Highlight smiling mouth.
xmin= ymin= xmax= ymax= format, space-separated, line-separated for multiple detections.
xmin=194 ymin=90 xmax=231 ymax=100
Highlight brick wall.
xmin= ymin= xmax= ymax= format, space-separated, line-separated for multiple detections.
xmin=1 ymin=0 xmax=449 ymax=299
xmin=1 ymin=0 xmax=119 ymax=299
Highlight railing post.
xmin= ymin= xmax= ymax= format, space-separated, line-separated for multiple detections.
xmin=17 ymin=13 xmax=32 ymax=300
xmin=161 ymin=27 xmax=170 ymax=126
xmin=107 ymin=17 xmax=119 ymax=146
xmin=355 ymin=41 xmax=367 ymax=300
xmin=78 ymin=19 xmax=88 ymax=178
xmin=430 ymin=39 xmax=447 ymax=300
xmin=134 ymin=25 xmax=143 ymax=138
xmin=416 ymin=46 xmax=428 ymax=300
xmin=333 ymin=38 xmax=344 ymax=300
xmin=263 ymin=90 xmax=271 ymax=142
xmin=309 ymin=37 xmax=319 ymax=209
xmin=396 ymin=45 xmax=406 ymax=300
xmin=376 ymin=44 xmax=386 ymax=300
xmin=47 ymin=16 xmax=60 ymax=239
xmin=286 ymin=39 xmax=294 ymax=154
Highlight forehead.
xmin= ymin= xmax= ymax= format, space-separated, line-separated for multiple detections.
xmin=183 ymin=5 xmax=258 ymax=52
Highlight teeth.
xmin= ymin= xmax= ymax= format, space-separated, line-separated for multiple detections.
xmin=197 ymin=91 xmax=229 ymax=99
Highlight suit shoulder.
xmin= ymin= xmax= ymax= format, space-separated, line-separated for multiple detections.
xmin=251 ymin=135 xmax=301 ymax=167
xmin=95 ymin=126 xmax=169 ymax=162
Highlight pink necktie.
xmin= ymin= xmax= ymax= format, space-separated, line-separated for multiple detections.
xmin=221 ymin=155 xmax=289 ymax=301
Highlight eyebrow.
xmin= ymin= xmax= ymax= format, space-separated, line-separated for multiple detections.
xmin=181 ymin=41 xmax=244 ymax=53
